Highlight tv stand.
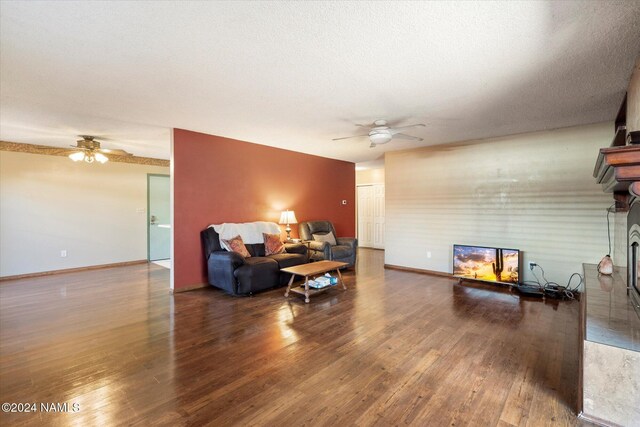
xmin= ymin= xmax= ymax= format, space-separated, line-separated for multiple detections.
xmin=515 ymin=283 xmax=544 ymax=297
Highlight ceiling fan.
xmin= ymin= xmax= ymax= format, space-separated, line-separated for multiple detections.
xmin=68 ymin=135 xmax=132 ymax=164
xmin=333 ymin=119 xmax=425 ymax=148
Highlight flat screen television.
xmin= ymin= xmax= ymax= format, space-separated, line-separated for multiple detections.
xmin=453 ymin=244 xmax=520 ymax=285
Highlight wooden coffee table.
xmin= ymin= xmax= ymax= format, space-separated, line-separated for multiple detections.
xmin=282 ymin=260 xmax=347 ymax=303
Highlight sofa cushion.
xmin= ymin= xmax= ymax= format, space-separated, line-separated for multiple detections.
xmin=263 ymin=233 xmax=285 ymax=255
xmin=283 ymin=242 xmax=307 ymax=255
xmin=245 ymin=243 xmax=266 ymax=257
xmin=331 ymin=245 xmax=352 ymax=260
xmin=268 ymin=253 xmax=307 ymax=269
xmin=221 ymin=235 xmax=251 ymax=258
xmin=234 ymin=257 xmax=279 ymax=294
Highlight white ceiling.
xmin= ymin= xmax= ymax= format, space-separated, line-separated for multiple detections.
xmin=1 ymin=1 xmax=639 ymax=162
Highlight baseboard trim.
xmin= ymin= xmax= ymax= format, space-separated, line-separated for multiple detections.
xmin=172 ymin=283 xmax=208 ymax=293
xmin=384 ymin=264 xmax=453 ymax=278
xmin=0 ymin=260 xmax=148 ymax=282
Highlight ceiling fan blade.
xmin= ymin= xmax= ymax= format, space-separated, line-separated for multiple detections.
xmin=393 ymin=133 xmax=423 ymax=141
xmin=356 ymin=119 xmax=392 ymax=128
xmin=332 ymin=134 xmax=370 ymax=141
xmin=369 ymin=142 xmax=377 ymax=148
xmin=355 ymin=122 xmax=378 ymax=129
xmin=98 ymin=148 xmax=132 ymax=156
xmin=390 ymin=124 xmax=425 ymax=134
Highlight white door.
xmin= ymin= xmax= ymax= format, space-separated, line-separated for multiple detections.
xmin=373 ymin=184 xmax=385 ymax=249
xmin=357 ymin=185 xmax=374 ymax=247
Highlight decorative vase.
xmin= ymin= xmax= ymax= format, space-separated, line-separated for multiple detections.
xmin=597 ymin=255 xmax=614 ymax=275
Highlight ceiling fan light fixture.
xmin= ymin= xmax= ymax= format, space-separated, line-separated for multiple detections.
xmin=69 ymin=151 xmax=85 ymax=162
xmin=68 ymin=150 xmax=109 ymax=164
xmin=333 ymin=119 xmax=426 ymax=148
xmin=94 ymin=152 xmax=109 ymax=163
xmin=69 ymin=136 xmax=126 ymax=164
xmin=369 ymin=132 xmax=393 ymax=145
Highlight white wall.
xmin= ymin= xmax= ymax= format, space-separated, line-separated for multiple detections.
xmin=0 ymin=151 xmax=169 ymax=277
xmin=385 ymin=122 xmax=613 ymax=287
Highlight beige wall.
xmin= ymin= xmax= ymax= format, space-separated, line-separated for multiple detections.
xmin=356 ymin=168 xmax=385 ymax=185
xmin=0 ymin=151 xmax=169 ymax=277
xmin=627 ymin=56 xmax=640 ymax=133
xmin=385 ymin=123 xmax=613 ymax=287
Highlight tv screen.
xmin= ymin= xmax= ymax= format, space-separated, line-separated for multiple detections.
xmin=453 ymin=244 xmax=520 ymax=285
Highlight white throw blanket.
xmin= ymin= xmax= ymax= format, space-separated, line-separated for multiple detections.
xmin=209 ymin=221 xmax=281 ymax=250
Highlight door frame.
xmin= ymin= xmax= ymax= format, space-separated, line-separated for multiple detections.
xmin=356 ymin=184 xmax=369 ymax=247
xmin=147 ymin=173 xmax=170 ymax=261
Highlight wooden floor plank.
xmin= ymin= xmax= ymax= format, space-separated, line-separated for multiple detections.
xmin=0 ymin=249 xmax=588 ymax=426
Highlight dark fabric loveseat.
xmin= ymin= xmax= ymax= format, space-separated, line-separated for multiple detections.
xmin=201 ymin=227 xmax=308 ymax=296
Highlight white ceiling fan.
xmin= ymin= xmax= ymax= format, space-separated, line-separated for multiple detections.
xmin=333 ymin=119 xmax=425 ymax=148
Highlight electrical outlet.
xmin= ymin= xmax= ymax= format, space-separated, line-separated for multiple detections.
xmin=427 ymin=251 xmax=432 ymax=259
xmin=60 ymin=250 xmax=67 ymax=258
xmin=529 ymin=262 xmax=536 ymax=270
xmin=136 ymin=207 xmax=146 ymax=213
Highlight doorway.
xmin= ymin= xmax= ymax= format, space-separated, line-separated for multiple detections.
xmin=148 ymin=174 xmax=170 ymax=262
xmin=357 ymin=184 xmax=385 ymax=249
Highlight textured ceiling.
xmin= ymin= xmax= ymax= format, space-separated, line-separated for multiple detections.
xmin=1 ymin=1 xmax=639 ymax=162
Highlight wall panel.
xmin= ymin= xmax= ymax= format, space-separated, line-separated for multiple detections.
xmin=173 ymin=129 xmax=355 ymax=290
xmin=385 ymin=123 xmax=613 ymax=287
xmin=0 ymin=151 xmax=169 ymax=277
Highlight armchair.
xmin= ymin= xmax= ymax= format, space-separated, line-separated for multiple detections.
xmin=298 ymin=220 xmax=357 ymax=267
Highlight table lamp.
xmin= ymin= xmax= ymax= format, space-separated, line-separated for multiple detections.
xmin=279 ymin=210 xmax=298 ymax=240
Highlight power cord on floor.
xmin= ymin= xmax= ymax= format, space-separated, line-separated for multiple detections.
xmin=523 ymin=263 xmax=583 ymax=299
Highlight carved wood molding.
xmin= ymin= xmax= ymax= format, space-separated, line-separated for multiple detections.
xmin=0 ymin=140 xmax=169 ymax=167
xmin=613 ymin=192 xmax=631 ymax=212
xmin=594 ymin=145 xmax=640 ymax=211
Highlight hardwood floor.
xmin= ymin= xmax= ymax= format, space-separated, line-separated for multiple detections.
xmin=0 ymin=249 xmax=589 ymax=426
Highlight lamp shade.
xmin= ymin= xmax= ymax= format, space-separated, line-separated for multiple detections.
xmin=279 ymin=210 xmax=298 ymax=225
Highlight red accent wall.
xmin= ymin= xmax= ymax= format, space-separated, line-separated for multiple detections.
xmin=173 ymin=128 xmax=356 ymax=290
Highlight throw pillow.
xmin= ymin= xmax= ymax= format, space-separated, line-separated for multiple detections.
xmin=312 ymin=231 xmax=337 ymax=246
xmin=221 ymin=235 xmax=251 ymax=258
xmin=263 ymin=232 xmax=285 ymax=256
